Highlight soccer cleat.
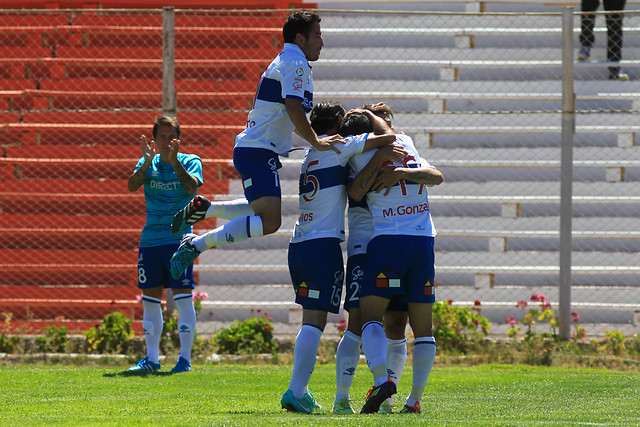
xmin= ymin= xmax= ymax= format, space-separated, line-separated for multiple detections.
xmin=399 ymin=401 xmax=421 ymax=414
xmin=170 ymin=233 xmax=201 ymax=279
xmin=360 ymin=378 xmax=397 ymax=414
xmin=280 ymin=389 xmax=315 ymax=413
xmin=331 ymin=396 xmax=354 ymax=414
xmin=576 ymin=46 xmax=590 ymax=61
xmin=170 ymin=356 xmax=191 ymax=373
xmin=128 ymin=356 xmax=160 ymax=372
xmin=378 ymin=400 xmax=393 ymax=414
xmin=171 ymin=195 xmax=211 ymax=235
xmin=306 ymin=391 xmax=323 ymax=410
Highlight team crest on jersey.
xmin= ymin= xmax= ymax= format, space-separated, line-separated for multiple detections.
xmin=376 ymin=271 xmax=401 ymax=288
xmin=424 ymin=280 xmax=435 ymax=297
xmin=297 ymin=281 xmax=320 ymax=299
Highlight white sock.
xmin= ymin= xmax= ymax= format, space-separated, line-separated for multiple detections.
xmin=142 ymin=295 xmax=163 ymax=364
xmin=207 ymin=198 xmax=254 ymax=220
xmin=386 ymin=337 xmax=407 ymax=385
xmin=361 ymin=321 xmax=388 ymax=386
xmin=288 ymin=324 xmax=323 ymax=399
xmin=174 ymin=293 xmax=196 ymax=363
xmin=408 ymin=336 xmax=436 ymax=403
xmin=334 ymin=330 xmax=361 ymax=403
xmin=193 ymin=215 xmax=263 ymax=252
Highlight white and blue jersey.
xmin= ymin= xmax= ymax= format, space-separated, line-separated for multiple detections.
xmin=346 ymin=198 xmax=373 ymax=258
xmin=290 ymin=133 xmax=368 ymax=244
xmin=136 ymin=153 xmax=203 ymax=247
xmin=235 ymin=43 xmax=313 ymax=155
xmin=348 ymin=134 xmax=437 ymax=238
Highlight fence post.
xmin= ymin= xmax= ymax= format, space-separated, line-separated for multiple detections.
xmin=162 ymin=7 xmax=176 ymax=117
xmin=162 ymin=6 xmax=177 ymax=314
xmin=559 ymin=7 xmax=575 ymax=340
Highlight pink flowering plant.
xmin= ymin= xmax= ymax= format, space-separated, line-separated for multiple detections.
xmin=508 ymin=294 xmax=569 ymax=342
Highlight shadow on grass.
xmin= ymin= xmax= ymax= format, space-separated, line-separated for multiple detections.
xmin=103 ymin=371 xmax=176 ymax=378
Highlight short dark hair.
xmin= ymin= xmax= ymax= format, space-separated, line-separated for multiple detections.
xmin=283 ymin=10 xmax=320 ymax=43
xmin=363 ymin=103 xmax=394 ymax=127
xmin=153 ymin=116 xmax=180 ymax=139
xmin=338 ymin=112 xmax=372 ymax=137
xmin=310 ymin=101 xmax=345 ymax=135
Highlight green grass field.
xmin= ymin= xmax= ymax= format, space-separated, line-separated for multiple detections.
xmin=1 ymin=363 xmax=639 ymax=426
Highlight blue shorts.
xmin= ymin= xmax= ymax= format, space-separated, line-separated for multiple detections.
xmin=361 ymin=235 xmax=436 ymax=303
xmin=137 ymin=244 xmax=195 ymax=290
xmin=288 ymin=238 xmax=344 ymax=313
xmin=344 ymin=253 xmax=365 ymax=311
xmin=233 ymin=147 xmax=282 ymax=203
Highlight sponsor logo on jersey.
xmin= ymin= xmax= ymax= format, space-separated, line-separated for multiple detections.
xmin=149 ymin=180 xmax=180 ymax=191
xmin=376 ymin=271 xmax=401 ymax=288
xmin=292 ymin=80 xmax=303 ymax=91
xmin=297 ymin=281 xmax=320 ymax=299
xmin=295 ymin=67 xmax=304 ymax=77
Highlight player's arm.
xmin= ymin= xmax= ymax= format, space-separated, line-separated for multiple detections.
xmin=168 ymin=138 xmax=199 ymax=195
xmin=286 ymin=98 xmax=343 ymax=153
xmin=373 ymin=165 xmax=444 ymax=196
xmin=128 ymin=135 xmax=154 ymax=192
xmin=361 ymin=110 xmax=395 ymax=151
xmin=348 ymin=144 xmax=408 ymax=201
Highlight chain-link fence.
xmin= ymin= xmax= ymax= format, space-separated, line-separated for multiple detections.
xmin=1 ymin=7 xmax=639 ymax=336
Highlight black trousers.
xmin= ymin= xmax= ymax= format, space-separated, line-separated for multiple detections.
xmin=580 ymin=0 xmax=627 ymax=63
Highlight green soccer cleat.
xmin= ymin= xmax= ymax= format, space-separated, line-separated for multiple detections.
xmin=128 ymin=357 xmax=160 ymax=372
xmin=331 ymin=396 xmax=354 ymax=414
xmin=171 ymin=195 xmax=211 ymax=235
xmin=378 ymin=400 xmax=393 ymax=414
xmin=399 ymin=401 xmax=421 ymax=414
xmin=170 ymin=233 xmax=201 ymax=279
xmin=280 ymin=389 xmax=316 ymax=414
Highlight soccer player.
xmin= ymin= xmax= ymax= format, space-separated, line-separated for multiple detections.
xmin=127 ymin=116 xmax=203 ymax=373
xmin=281 ymin=102 xmax=396 ymax=414
xmin=343 ymin=110 xmax=444 ymax=414
xmin=333 ymin=105 xmax=411 ymax=415
xmin=169 ymin=10 xmax=343 ymax=279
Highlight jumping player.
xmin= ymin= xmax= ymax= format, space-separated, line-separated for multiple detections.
xmin=169 ymin=10 xmax=343 ymax=279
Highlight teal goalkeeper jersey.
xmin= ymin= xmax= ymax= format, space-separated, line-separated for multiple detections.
xmin=136 ymin=153 xmax=203 ymax=247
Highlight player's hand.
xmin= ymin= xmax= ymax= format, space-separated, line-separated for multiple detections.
xmin=168 ymin=138 xmax=180 ymax=163
xmin=314 ymin=134 xmax=345 ymax=154
xmin=372 ymin=144 xmax=407 ymax=164
xmin=373 ymin=165 xmax=404 ymax=196
xmin=140 ymin=135 xmax=155 ymax=162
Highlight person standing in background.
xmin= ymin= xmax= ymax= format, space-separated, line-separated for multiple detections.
xmin=577 ymin=0 xmax=630 ymax=80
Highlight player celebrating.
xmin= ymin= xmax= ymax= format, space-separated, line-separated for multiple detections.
xmin=127 ymin=116 xmax=203 ymax=373
xmin=281 ymin=102 xmax=396 ymax=413
xmin=169 ymin=10 xmax=343 ymax=279
xmin=342 ymin=110 xmax=443 ymax=414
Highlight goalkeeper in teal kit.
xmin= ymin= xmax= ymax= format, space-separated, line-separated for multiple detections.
xmin=127 ymin=116 xmax=203 ymax=373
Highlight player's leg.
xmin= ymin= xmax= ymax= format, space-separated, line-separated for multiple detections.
xmin=603 ymin=0 xmax=627 ymax=79
xmin=170 ymin=257 xmax=196 ymax=373
xmin=401 ymin=302 xmax=436 ymax=414
xmin=170 ymin=148 xmax=281 ymax=279
xmin=283 ymin=238 xmax=343 ymax=413
xmin=333 ymin=254 xmax=364 ymax=414
xmin=171 ymin=195 xmax=255 ymax=235
xmin=399 ymin=235 xmax=437 ymax=414
xmin=129 ymin=246 xmax=164 ymax=372
xmin=381 ymin=306 xmax=408 ymax=413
